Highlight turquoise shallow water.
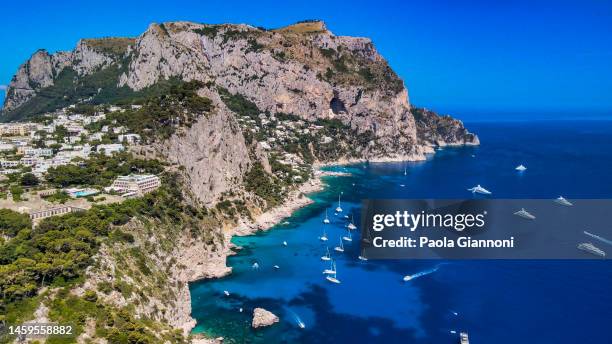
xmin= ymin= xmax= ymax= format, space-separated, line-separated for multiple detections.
xmin=190 ymin=121 xmax=612 ymax=343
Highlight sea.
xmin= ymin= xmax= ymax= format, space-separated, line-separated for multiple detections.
xmin=190 ymin=120 xmax=612 ymax=343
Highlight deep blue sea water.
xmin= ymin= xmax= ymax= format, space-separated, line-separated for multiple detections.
xmin=190 ymin=120 xmax=612 ymax=343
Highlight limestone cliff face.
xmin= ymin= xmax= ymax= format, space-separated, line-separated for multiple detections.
xmin=117 ymin=21 xmax=421 ymax=157
xmin=3 ymin=20 xmax=477 ymax=202
xmin=3 ymin=50 xmax=69 ymax=112
xmin=3 ymin=38 xmax=131 ymax=113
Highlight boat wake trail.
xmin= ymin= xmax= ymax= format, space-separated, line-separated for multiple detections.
xmin=584 ymin=231 xmax=612 ymax=246
xmin=403 ymin=264 xmax=445 ymax=282
xmin=286 ymin=309 xmax=306 ymax=329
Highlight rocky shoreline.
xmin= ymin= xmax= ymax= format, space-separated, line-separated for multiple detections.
xmin=175 ymin=171 xmax=327 ymax=338
xmin=178 ymin=149 xmax=480 ymax=338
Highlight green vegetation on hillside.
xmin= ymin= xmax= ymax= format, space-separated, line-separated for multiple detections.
xmin=95 ymin=81 xmax=213 ymax=142
xmin=1 ymin=67 xmax=196 ymax=122
xmin=0 ymin=173 xmax=208 ymax=343
xmin=82 ymin=37 xmax=136 ymax=57
xmin=45 ymin=152 xmax=164 ymax=188
xmin=244 ymin=162 xmax=285 ymax=208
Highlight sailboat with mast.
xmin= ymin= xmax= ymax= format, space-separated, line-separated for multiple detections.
xmin=323 ymin=210 xmax=330 ymax=224
xmin=334 ymin=238 xmax=345 ymax=252
xmin=347 ymin=214 xmax=357 ymax=230
xmin=323 ymin=259 xmax=336 ymax=275
xmin=335 ymin=193 xmax=343 ymax=213
xmin=325 ymin=261 xmax=341 ymax=284
xmin=342 ymin=230 xmax=352 ymax=242
xmin=319 ymin=226 xmax=328 ymax=241
xmin=321 ymin=246 xmax=331 ymax=261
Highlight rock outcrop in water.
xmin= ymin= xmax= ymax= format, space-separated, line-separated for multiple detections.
xmin=252 ymin=307 xmax=280 ymax=328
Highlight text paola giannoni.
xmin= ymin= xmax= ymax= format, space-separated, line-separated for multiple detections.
xmin=369 ymin=211 xmax=517 ymax=250
xmin=372 ymin=210 xmax=486 ymax=232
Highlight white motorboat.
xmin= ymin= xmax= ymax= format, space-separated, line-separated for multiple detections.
xmin=578 ymin=242 xmax=606 ymax=257
xmin=515 ymin=164 xmax=527 ymax=171
xmin=513 ymin=208 xmax=536 ymax=220
xmin=554 ymin=196 xmax=573 ymax=206
xmin=467 ymin=184 xmax=492 ymax=195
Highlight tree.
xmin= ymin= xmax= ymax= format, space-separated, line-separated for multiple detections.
xmin=0 ymin=209 xmax=32 ymax=237
xmin=20 ymin=173 xmax=39 ymax=186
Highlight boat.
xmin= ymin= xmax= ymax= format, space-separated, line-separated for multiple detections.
xmin=325 ymin=261 xmax=341 ymax=284
xmin=323 ymin=210 xmax=330 ymax=224
xmin=239 ymin=308 xmax=243 ymax=313
xmin=460 ymin=332 xmax=470 ymax=344
xmin=554 ymin=196 xmax=573 ymax=206
xmin=283 ymin=241 xmax=288 ymax=246
xmin=404 ymin=166 xmax=407 ymax=176
xmin=319 ymin=227 xmax=328 ymax=241
xmin=273 ymin=265 xmax=280 ymax=269
xmin=347 ymin=215 xmax=357 ymax=230
xmin=321 ymin=247 xmax=331 ymax=261
xmin=467 ymin=184 xmax=492 ymax=195
xmin=513 ymin=208 xmax=536 ymax=220
xmin=252 ymin=262 xmax=259 ymax=270
xmin=335 ymin=193 xmax=343 ymax=213
xmin=515 ymin=164 xmax=527 ymax=171
xmin=403 ymin=274 xmax=414 ymax=281
xmin=223 ymin=290 xmax=230 ymax=296
xmin=437 ymin=146 xmax=443 ymax=151
xmin=577 ymin=242 xmax=606 ymax=257
xmin=298 ymin=321 xmax=305 ymax=329
xmin=342 ymin=230 xmax=352 ymax=242
xmin=343 ymin=215 xmax=349 ymax=219
xmin=334 ymin=238 xmax=345 ymax=252
xmin=323 ymin=259 xmax=336 ymax=274
xmin=358 ymin=249 xmax=368 ymax=261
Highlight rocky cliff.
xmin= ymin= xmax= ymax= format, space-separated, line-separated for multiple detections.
xmin=2 ymin=20 xmax=476 ymax=154
xmin=3 ymin=20 xmax=477 ymax=205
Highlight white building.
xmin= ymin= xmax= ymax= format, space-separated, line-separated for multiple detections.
xmin=0 ymin=143 xmax=15 ymax=151
xmin=24 ymin=148 xmax=53 ymax=157
xmin=96 ymin=144 xmax=124 ymax=156
xmin=0 ymin=160 xmax=20 ymax=168
xmin=108 ymin=174 xmax=161 ymax=196
xmin=118 ymin=134 xmax=141 ymax=145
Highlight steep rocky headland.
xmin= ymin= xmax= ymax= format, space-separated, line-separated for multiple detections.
xmin=1 ymin=20 xmax=477 ymax=343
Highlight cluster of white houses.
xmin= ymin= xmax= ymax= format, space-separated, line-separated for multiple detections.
xmin=0 ymin=109 xmax=139 ymax=177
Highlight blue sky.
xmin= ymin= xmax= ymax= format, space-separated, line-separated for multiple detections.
xmin=1 ymin=0 xmax=611 ymax=116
